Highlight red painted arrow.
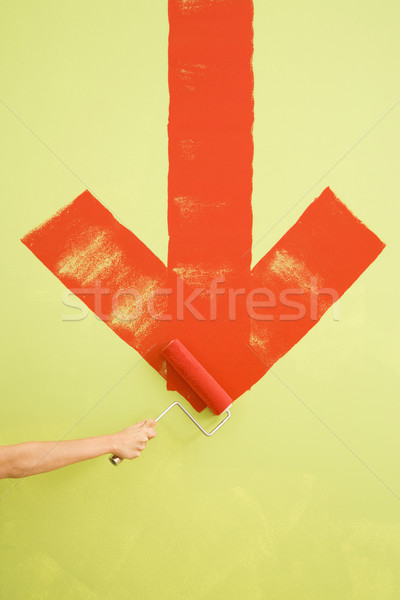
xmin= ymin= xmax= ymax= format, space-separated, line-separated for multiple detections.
xmin=21 ymin=0 xmax=384 ymax=412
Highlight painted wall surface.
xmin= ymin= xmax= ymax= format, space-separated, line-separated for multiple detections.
xmin=0 ymin=1 xmax=399 ymax=598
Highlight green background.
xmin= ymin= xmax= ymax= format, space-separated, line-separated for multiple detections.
xmin=1 ymin=1 xmax=399 ymax=598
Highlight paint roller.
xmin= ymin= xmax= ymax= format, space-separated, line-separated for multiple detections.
xmin=109 ymin=339 xmax=232 ymax=465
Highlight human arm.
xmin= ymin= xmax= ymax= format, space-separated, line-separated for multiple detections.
xmin=0 ymin=419 xmax=157 ymax=479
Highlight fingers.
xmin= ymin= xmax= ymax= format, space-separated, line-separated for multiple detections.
xmin=134 ymin=418 xmax=156 ymax=429
xmin=144 ymin=419 xmax=157 ymax=439
xmin=123 ymin=419 xmax=157 ymax=460
xmin=134 ymin=432 xmax=150 ymax=457
xmin=133 ymin=419 xmax=157 ymax=438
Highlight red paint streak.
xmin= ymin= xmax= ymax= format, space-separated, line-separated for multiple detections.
xmin=250 ymin=187 xmax=385 ymax=370
xmin=166 ymin=0 xmax=255 ymax=400
xmin=21 ymin=1 xmax=385 ymax=414
xmin=21 ymin=191 xmax=207 ymax=410
xmin=22 ymin=191 xmax=168 ymax=372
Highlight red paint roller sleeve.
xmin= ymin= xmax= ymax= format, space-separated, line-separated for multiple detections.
xmin=162 ymin=340 xmax=232 ymax=415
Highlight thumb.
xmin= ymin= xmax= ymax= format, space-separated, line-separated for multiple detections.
xmin=135 ymin=419 xmax=147 ymax=428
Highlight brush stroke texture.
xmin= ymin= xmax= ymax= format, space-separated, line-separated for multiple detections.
xmin=21 ymin=0 xmax=385 ymax=412
xmin=21 ymin=188 xmax=384 ymax=411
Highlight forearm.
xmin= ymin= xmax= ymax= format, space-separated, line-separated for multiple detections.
xmin=0 ymin=435 xmax=115 ymax=479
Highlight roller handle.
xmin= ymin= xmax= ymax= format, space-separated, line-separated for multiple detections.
xmin=109 ymin=401 xmax=231 ymax=465
xmin=110 ymin=338 xmax=233 ymax=465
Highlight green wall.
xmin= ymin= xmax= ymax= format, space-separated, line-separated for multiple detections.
xmin=1 ymin=1 xmax=399 ymax=598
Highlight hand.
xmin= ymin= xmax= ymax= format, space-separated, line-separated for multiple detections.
xmin=111 ymin=419 xmax=157 ymax=460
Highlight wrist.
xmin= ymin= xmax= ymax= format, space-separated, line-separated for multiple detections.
xmin=99 ymin=434 xmax=117 ymax=456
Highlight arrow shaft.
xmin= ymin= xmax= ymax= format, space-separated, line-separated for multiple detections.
xmin=167 ymin=0 xmax=254 ymax=285
xmin=166 ymin=0 xmax=255 ymax=397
